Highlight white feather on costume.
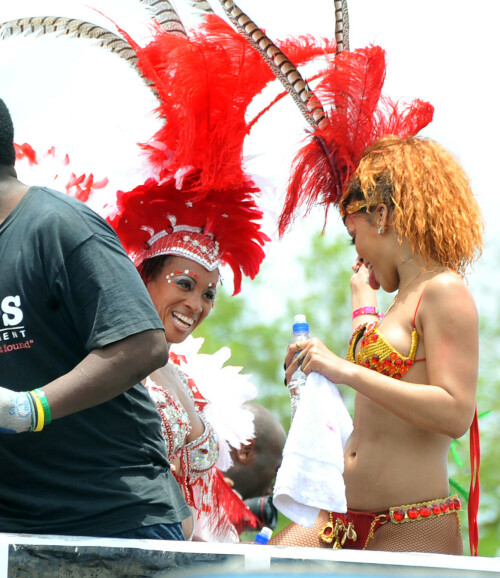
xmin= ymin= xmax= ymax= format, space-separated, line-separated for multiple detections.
xmin=169 ymin=336 xmax=258 ymax=472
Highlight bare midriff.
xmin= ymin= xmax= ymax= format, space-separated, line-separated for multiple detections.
xmin=344 ymin=391 xmax=452 ymax=512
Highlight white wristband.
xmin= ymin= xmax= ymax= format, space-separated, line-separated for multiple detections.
xmin=0 ymin=387 xmax=34 ymax=434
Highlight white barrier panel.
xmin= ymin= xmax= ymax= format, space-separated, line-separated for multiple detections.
xmin=0 ymin=533 xmax=499 ymax=577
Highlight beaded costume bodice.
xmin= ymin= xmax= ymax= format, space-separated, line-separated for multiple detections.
xmin=346 ymin=322 xmax=421 ymax=380
xmin=346 ymin=290 xmax=427 ymax=379
xmin=144 ymin=366 xmax=219 ymax=471
xmin=146 ymin=377 xmax=191 ymax=460
xmin=145 ymin=349 xmax=258 ymax=540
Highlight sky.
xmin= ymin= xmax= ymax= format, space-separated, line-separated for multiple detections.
xmin=1 ymin=0 xmax=499 ymax=315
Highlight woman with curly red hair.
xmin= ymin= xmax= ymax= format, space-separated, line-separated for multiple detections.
xmin=270 ymin=44 xmax=483 ymax=554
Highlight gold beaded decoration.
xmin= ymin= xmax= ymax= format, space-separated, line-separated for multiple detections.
xmin=347 ymin=322 xmax=419 ymax=380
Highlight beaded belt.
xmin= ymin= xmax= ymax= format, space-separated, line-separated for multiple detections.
xmin=319 ymin=495 xmax=461 ymax=549
xmin=389 ymin=495 xmax=461 ymax=524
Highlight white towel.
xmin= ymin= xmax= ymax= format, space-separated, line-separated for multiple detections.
xmin=273 ymin=371 xmax=353 ymax=528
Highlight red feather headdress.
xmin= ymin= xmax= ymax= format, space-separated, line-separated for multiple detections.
xmin=106 ymin=15 xmax=278 ymax=294
xmin=105 ymin=11 xmax=342 ymax=293
xmin=211 ymin=1 xmax=433 ymax=233
xmin=278 ymin=45 xmax=434 ymax=234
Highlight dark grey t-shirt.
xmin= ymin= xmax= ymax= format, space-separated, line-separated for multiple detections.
xmin=0 ymin=187 xmax=190 ymax=535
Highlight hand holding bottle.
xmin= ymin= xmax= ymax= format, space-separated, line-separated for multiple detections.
xmin=285 ymin=314 xmax=309 ymax=421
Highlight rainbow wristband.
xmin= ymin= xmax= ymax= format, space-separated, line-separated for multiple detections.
xmin=352 ymin=306 xmax=384 ymax=320
xmin=33 ymin=388 xmax=52 ymax=426
xmin=31 ymin=393 xmax=45 ymax=432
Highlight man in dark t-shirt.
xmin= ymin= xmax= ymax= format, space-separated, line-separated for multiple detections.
xmin=0 ymin=98 xmax=190 ymax=537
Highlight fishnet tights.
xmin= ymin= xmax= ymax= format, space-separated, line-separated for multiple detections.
xmin=269 ymin=509 xmax=463 ymax=554
xmin=366 ymin=512 xmax=462 ymax=554
xmin=268 ymin=510 xmax=333 ymax=548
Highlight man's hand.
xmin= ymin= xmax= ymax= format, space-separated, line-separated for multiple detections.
xmin=0 ymin=387 xmax=34 ymax=433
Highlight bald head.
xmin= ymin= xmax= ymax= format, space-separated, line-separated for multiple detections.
xmin=0 ymin=99 xmax=16 ymax=168
xmin=249 ymin=401 xmax=285 ymax=455
xmin=225 ymin=402 xmax=286 ymax=500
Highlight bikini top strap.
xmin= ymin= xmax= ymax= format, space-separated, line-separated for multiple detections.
xmin=413 ymin=291 xmax=425 ymax=328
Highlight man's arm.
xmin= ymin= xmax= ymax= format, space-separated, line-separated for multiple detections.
xmin=45 ymin=329 xmax=168 ymax=419
xmin=0 ymin=329 xmax=167 ymax=432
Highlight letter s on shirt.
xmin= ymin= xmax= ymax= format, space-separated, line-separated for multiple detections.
xmin=1 ymin=295 xmax=23 ymax=326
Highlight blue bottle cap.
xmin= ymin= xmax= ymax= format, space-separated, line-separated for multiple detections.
xmin=254 ymin=527 xmax=273 ymax=544
xmin=293 ymin=314 xmax=309 ymax=333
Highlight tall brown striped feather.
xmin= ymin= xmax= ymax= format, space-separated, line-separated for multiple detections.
xmin=183 ymin=0 xmax=214 ymax=15
xmin=0 ymin=16 xmax=143 ymax=75
xmin=216 ymin=0 xmax=326 ymax=128
xmin=334 ymin=0 xmax=349 ymax=52
xmin=138 ymin=0 xmax=187 ymax=36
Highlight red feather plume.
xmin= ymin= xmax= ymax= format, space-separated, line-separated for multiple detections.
xmin=279 ymin=45 xmax=434 ymax=234
xmin=109 ymin=15 xmax=337 ymax=293
xmin=116 ymin=16 xmax=278 ymax=196
xmin=107 ymin=15 xmax=279 ymax=293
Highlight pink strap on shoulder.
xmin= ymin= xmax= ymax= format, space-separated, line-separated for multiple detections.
xmin=412 ymin=292 xmax=425 ymax=328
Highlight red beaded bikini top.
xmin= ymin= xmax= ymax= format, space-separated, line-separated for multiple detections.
xmin=346 ymin=294 xmax=425 ymax=379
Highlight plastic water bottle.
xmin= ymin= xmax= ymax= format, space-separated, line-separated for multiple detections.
xmin=254 ymin=526 xmax=273 ymax=545
xmin=288 ymin=314 xmax=310 ymax=420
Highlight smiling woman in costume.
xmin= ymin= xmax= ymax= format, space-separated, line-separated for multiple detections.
xmin=110 ymin=185 xmax=265 ymax=542
xmin=102 ymin=12 xmax=277 ymax=541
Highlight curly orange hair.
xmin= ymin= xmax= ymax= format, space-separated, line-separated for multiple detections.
xmin=340 ymin=136 xmax=484 ymax=275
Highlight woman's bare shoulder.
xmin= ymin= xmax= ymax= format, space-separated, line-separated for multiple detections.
xmin=421 ymin=271 xmax=477 ymax=319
